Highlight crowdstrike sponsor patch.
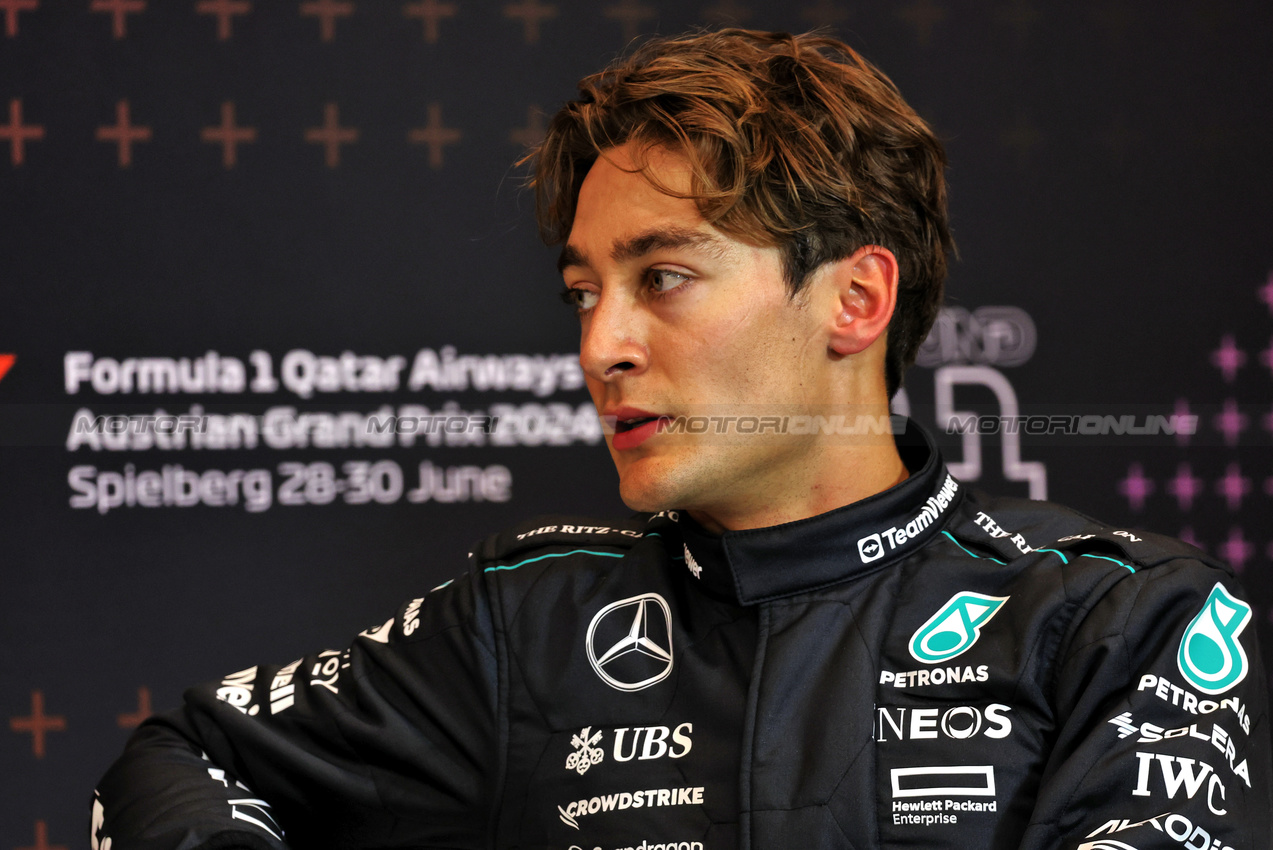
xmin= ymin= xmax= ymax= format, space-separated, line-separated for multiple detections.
xmin=857 ymin=474 xmax=959 ymax=564
xmin=909 ymin=591 xmax=1008 ymax=664
xmin=1085 ymin=810 xmax=1237 ymax=850
xmin=556 ymin=786 xmax=705 ymax=829
xmin=1177 ymin=584 xmax=1252 ymax=696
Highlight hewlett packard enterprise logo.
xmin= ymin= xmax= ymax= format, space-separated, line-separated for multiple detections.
xmin=857 ymin=475 xmax=959 ymax=564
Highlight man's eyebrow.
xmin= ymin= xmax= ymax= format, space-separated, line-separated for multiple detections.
xmin=611 ymin=227 xmax=729 ymax=264
xmin=557 ymin=227 xmax=728 ymax=275
xmin=557 ymin=244 xmax=588 ymax=275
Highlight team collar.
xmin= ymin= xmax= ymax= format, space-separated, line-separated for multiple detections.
xmin=673 ymin=419 xmax=962 ymax=605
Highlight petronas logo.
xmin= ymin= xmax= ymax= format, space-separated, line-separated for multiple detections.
xmin=1178 ymin=583 xmax=1252 ymax=695
xmin=909 ymin=592 xmax=1009 ymax=664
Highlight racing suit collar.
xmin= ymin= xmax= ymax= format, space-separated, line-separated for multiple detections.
xmin=677 ymin=419 xmax=962 ymax=605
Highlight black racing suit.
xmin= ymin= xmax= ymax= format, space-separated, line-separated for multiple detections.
xmin=93 ymin=423 xmax=1272 ymax=850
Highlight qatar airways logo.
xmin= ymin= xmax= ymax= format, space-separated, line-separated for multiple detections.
xmin=858 ymin=475 xmax=960 ymax=564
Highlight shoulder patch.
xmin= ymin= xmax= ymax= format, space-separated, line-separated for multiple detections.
xmin=473 ymin=514 xmax=658 ymax=568
xmin=1047 ymin=525 xmax=1228 ymax=574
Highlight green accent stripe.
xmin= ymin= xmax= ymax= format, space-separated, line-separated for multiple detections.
xmin=484 ymin=549 xmax=625 ymax=573
xmin=941 ymin=530 xmax=1006 ymax=564
xmin=1080 ymin=553 xmax=1136 ymax=573
xmin=940 ymin=532 xmax=1133 ymax=574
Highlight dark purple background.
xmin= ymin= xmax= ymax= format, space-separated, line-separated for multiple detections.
xmin=1 ymin=1 xmax=1270 ymax=844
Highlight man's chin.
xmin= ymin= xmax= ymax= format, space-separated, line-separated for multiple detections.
xmin=615 ymin=463 xmax=689 ymax=514
xmin=617 ymin=479 xmax=677 ymax=514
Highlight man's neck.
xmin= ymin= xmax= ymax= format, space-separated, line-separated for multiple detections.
xmin=686 ymin=435 xmax=910 ymax=534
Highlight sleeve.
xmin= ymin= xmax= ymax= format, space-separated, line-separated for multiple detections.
xmin=91 ymin=567 xmax=503 ymax=850
xmin=1021 ymin=558 xmax=1272 ymax=850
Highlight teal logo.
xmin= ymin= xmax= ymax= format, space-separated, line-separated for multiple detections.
xmin=909 ymin=592 xmax=1009 ymax=664
xmin=1178 ymin=583 xmax=1251 ymax=695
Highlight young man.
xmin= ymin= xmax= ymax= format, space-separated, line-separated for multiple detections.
xmin=94 ymin=30 xmax=1270 ymax=850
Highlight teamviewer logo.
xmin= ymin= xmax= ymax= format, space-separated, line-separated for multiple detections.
xmin=858 ymin=533 xmax=884 ymax=563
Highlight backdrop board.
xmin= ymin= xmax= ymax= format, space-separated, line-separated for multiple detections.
xmin=0 ymin=1 xmax=1270 ymax=844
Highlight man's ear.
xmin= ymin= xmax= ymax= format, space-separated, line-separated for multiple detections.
xmin=825 ymin=245 xmax=899 ymax=357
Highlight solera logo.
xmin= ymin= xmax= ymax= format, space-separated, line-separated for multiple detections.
xmin=586 ymin=594 xmax=674 ymax=692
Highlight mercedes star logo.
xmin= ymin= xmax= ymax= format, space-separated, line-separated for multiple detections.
xmin=586 ymin=593 xmax=674 ymax=692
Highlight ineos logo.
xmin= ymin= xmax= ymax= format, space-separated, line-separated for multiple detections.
xmin=586 ymin=594 xmax=673 ymax=692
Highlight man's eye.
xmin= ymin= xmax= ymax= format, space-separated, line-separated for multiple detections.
xmin=561 ymin=287 xmax=599 ymax=311
xmin=649 ymin=269 xmax=690 ymax=293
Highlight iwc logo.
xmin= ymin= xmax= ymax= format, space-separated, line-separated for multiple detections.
xmin=586 ymin=593 xmax=674 ymax=692
xmin=1178 ymin=583 xmax=1252 ymax=695
xmin=909 ymin=592 xmax=1008 ymax=664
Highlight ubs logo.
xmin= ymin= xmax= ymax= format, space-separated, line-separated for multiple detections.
xmin=586 ymin=593 xmax=673 ymax=692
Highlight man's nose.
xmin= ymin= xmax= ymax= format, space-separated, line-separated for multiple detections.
xmin=579 ymin=292 xmax=648 ymax=382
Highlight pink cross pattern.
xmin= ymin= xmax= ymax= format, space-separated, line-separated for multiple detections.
xmin=1259 ymin=336 xmax=1273 ymax=377
xmin=1264 ymin=406 xmax=1273 ymax=436
xmin=1173 ymin=398 xmax=1193 ymax=446
xmin=1210 ymin=335 xmax=1246 ymax=383
xmin=1214 ymin=463 xmax=1251 ymax=510
xmin=1117 ymin=462 xmax=1154 ymax=512
xmin=1166 ymin=463 xmax=1203 ymax=511
xmin=1259 ymin=270 xmax=1273 ymax=317
xmin=0 ymin=0 xmax=38 ymax=37
xmin=1213 ymin=398 xmax=1249 ymax=446
xmin=1219 ymin=527 xmax=1253 ymax=573
xmin=1178 ymin=526 xmax=1206 ymax=553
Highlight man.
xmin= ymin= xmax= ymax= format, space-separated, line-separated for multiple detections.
xmin=94 ymin=29 xmax=1270 ymax=850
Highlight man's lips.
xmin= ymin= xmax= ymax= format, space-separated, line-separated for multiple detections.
xmin=603 ymin=408 xmax=671 ymax=450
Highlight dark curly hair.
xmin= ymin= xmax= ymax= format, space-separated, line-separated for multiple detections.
xmin=528 ymin=29 xmax=954 ymax=397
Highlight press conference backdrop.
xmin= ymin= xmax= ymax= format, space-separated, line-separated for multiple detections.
xmin=1 ymin=0 xmax=1270 ymax=843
